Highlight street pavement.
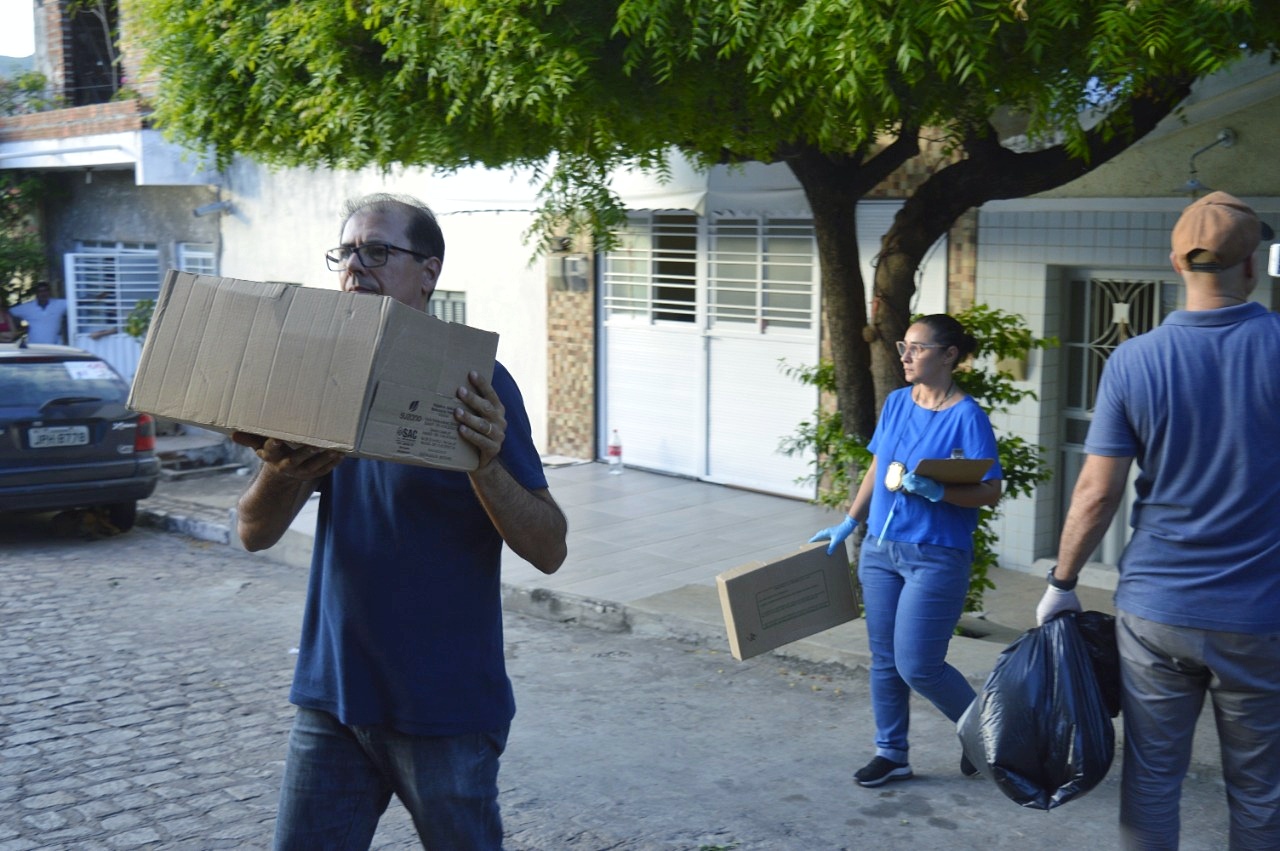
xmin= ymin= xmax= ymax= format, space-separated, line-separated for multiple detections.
xmin=0 ymin=456 xmax=1234 ymax=849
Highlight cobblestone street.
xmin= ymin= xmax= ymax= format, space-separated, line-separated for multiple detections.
xmin=1 ymin=514 xmax=1234 ymax=850
xmin=0 ymin=521 xmax=420 ymax=850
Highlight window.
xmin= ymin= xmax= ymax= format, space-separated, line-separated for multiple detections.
xmin=177 ymin=243 xmax=217 ymax=276
xmin=603 ymin=213 xmax=698 ymax=323
xmin=66 ymin=242 xmax=161 ymax=335
xmin=603 ymin=213 xmax=816 ymax=331
xmin=429 ymin=290 xmax=466 ymax=324
xmin=709 ymin=217 xmax=815 ymax=331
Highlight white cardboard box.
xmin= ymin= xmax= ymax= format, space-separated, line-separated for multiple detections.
xmin=715 ymin=543 xmax=859 ymax=661
xmin=128 ymin=271 xmax=498 ymax=472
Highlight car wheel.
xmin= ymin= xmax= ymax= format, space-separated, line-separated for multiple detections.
xmin=106 ymin=502 xmax=138 ymax=532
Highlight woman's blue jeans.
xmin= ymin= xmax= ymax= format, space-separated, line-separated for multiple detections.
xmin=273 ymin=707 xmax=508 ymax=850
xmin=857 ymin=536 xmax=976 ymax=763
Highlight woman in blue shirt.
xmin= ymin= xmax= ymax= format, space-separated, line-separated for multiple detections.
xmin=811 ymin=314 xmax=1003 ymax=788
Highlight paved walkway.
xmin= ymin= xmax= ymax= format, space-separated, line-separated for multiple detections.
xmin=141 ymin=456 xmax=1112 ymax=680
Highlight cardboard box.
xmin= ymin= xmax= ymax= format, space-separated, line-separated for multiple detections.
xmin=715 ymin=543 xmax=859 ymax=661
xmin=128 ymin=271 xmax=498 ymax=472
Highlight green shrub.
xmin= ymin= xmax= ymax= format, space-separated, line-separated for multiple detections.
xmin=125 ymin=299 xmax=155 ymax=340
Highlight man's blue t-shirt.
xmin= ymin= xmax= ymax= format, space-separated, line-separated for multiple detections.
xmin=11 ymin=298 xmax=68 ymax=344
xmin=866 ymin=387 xmax=1003 ymax=554
xmin=1086 ymin=302 xmax=1280 ymax=633
xmin=289 ymin=362 xmax=548 ymax=735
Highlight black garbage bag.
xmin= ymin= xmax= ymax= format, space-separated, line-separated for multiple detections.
xmin=1075 ymin=610 xmax=1121 ymax=718
xmin=957 ymin=611 xmax=1117 ymax=810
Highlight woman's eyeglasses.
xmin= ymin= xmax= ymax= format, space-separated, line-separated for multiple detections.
xmin=896 ymin=341 xmax=946 ymax=357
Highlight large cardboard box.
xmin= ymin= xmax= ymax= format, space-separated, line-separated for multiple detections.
xmin=715 ymin=543 xmax=859 ymax=661
xmin=128 ymin=271 xmax=498 ymax=472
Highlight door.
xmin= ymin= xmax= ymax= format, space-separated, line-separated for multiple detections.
xmin=1058 ymin=270 xmax=1183 ymax=563
xmin=601 ymin=212 xmax=818 ymax=496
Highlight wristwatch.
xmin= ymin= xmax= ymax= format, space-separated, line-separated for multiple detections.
xmin=1046 ymin=566 xmax=1078 ymax=591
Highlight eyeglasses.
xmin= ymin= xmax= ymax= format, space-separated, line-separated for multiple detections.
xmin=896 ymin=341 xmax=947 ymax=358
xmin=325 ymin=242 xmax=433 ymax=271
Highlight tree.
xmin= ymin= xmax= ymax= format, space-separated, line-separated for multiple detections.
xmin=131 ymin=0 xmax=1279 ymax=442
xmin=0 ymin=71 xmax=55 ymax=116
xmin=0 ymin=173 xmax=48 ymax=302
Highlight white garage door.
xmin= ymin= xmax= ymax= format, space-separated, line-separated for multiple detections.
xmin=601 ymin=202 xmax=949 ymax=499
xmin=601 ymin=213 xmax=819 ymax=498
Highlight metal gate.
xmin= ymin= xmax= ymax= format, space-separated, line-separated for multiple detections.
xmin=64 ymin=249 xmax=161 ymax=381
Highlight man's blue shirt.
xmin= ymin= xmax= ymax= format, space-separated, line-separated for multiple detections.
xmin=290 ymin=361 xmax=547 ymax=734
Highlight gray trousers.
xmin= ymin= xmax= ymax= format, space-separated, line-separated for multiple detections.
xmin=1117 ymin=610 xmax=1280 ymax=850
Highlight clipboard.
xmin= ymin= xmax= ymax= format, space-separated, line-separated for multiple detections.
xmin=913 ymin=457 xmax=994 ymax=484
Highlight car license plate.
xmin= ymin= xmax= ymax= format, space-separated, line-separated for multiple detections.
xmin=28 ymin=426 xmax=90 ymax=448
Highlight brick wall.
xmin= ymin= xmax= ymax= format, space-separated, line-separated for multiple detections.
xmin=0 ymin=100 xmax=147 ymax=143
xmin=544 ymin=241 xmax=596 ymax=459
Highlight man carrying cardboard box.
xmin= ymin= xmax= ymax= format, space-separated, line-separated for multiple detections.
xmin=234 ymin=193 xmax=567 ymax=850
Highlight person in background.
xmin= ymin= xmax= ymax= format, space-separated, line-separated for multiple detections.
xmin=1037 ymin=191 xmax=1280 ymax=850
xmin=9 ymin=281 xmax=68 ymax=345
xmin=811 ymin=314 xmax=1003 ymax=788
xmin=234 ymin=193 xmax=568 ymax=850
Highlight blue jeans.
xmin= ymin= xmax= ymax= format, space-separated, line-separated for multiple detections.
xmin=1117 ymin=610 xmax=1280 ymax=851
xmin=273 ymin=707 xmax=509 ymax=850
xmin=857 ymin=537 xmax=976 ymax=763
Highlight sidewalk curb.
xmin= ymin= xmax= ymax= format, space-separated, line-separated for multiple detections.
xmin=138 ymin=505 xmax=232 ymax=545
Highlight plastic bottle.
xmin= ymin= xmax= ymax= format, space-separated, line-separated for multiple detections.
xmin=607 ymin=429 xmax=624 ymax=475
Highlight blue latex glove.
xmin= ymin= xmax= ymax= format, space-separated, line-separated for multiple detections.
xmin=809 ymin=515 xmax=858 ymax=555
xmin=901 ymin=472 xmax=944 ymax=502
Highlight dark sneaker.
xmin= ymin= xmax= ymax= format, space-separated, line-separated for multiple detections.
xmin=961 ymin=753 xmax=980 ymax=777
xmin=854 ymin=756 xmax=913 ymax=788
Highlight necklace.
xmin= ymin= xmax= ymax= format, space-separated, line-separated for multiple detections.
xmin=914 ymin=380 xmax=956 ymax=412
xmin=884 ymin=380 xmax=957 ymax=492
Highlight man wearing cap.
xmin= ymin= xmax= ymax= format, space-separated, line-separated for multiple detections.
xmin=1036 ymin=191 xmax=1280 ymax=849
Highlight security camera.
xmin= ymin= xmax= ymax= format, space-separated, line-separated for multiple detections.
xmin=193 ymin=200 xmax=232 ymax=217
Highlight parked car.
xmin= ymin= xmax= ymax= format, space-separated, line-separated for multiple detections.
xmin=0 ymin=342 xmax=160 ymax=531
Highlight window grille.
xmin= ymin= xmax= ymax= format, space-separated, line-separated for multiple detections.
xmin=429 ymin=290 xmax=467 ymax=324
xmin=66 ymin=243 xmax=161 ymax=335
xmin=709 ymin=217 xmax=814 ymax=331
xmin=177 ymin=243 xmax=217 ymax=276
xmin=603 ymin=213 xmax=815 ymax=332
xmin=603 ymin=213 xmax=698 ymax=323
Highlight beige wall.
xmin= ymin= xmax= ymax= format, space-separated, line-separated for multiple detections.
xmin=1037 ymin=60 xmax=1280 ymax=199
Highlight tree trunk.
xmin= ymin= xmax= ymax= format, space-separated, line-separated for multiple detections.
xmin=787 ymin=154 xmax=875 ymax=442
xmin=785 ymin=138 xmax=920 ymax=442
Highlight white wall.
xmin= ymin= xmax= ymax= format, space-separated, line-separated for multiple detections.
xmin=976 ymin=196 xmax=1279 ymax=575
xmin=214 ymin=161 xmax=551 ymax=451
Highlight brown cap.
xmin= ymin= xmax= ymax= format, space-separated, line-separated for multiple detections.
xmin=1172 ymin=191 xmax=1275 ymax=272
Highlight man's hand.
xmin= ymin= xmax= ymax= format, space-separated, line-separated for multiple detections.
xmin=455 ymin=370 xmax=507 ymax=470
xmin=901 ymin=472 xmax=944 ymax=502
xmin=809 ymin=515 xmax=858 ymax=556
xmin=232 ymin=432 xmax=344 ymax=481
xmin=1035 ymin=586 xmax=1082 ymax=625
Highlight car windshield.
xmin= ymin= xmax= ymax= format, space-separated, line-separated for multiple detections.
xmin=0 ymin=358 xmax=129 ymax=408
